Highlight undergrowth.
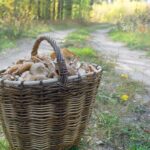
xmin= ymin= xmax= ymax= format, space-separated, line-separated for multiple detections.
xmin=0 ymin=137 xmax=9 ymax=150
xmin=0 ymin=22 xmax=52 ymax=51
xmin=109 ymin=29 xmax=150 ymax=55
xmin=0 ymin=38 xmax=16 ymax=52
xmin=0 ymin=21 xmax=82 ymax=51
xmin=24 ymin=22 xmax=52 ymax=38
xmin=65 ymin=27 xmax=149 ymax=150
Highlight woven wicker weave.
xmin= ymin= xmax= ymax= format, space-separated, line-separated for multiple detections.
xmin=0 ymin=36 xmax=102 ymax=150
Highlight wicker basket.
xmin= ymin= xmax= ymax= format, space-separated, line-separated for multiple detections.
xmin=0 ymin=36 xmax=102 ymax=150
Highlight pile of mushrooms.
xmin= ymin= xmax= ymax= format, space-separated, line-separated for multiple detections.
xmin=0 ymin=48 xmax=97 ymax=81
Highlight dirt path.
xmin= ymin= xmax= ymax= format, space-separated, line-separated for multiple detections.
xmin=88 ymin=28 xmax=150 ymax=150
xmin=90 ymin=28 xmax=150 ymax=104
xmin=0 ymin=29 xmax=73 ymax=70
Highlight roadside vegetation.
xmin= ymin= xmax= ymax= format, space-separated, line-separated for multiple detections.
xmin=109 ymin=30 xmax=150 ymax=55
xmin=0 ymin=0 xmax=91 ymax=51
xmin=2 ymin=0 xmax=150 ymax=54
xmin=64 ymin=27 xmax=150 ymax=150
xmin=91 ymin=1 xmax=148 ymax=23
xmin=103 ymin=1 xmax=150 ymax=56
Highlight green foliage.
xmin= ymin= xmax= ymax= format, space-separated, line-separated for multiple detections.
xmin=90 ymin=1 xmax=148 ymax=23
xmin=0 ymin=0 xmax=91 ymax=22
xmin=69 ymin=47 xmax=96 ymax=57
xmin=107 ymin=2 xmax=150 ymax=55
xmin=24 ymin=22 xmax=52 ymax=38
xmin=66 ymin=27 xmax=148 ymax=150
xmin=66 ymin=28 xmax=90 ymax=44
xmin=116 ymin=7 xmax=150 ymax=33
xmin=129 ymin=145 xmax=150 ymax=150
xmin=65 ymin=24 xmax=104 ymax=48
xmin=98 ymin=112 xmax=119 ymax=130
xmin=0 ymin=137 xmax=9 ymax=150
xmin=0 ymin=0 xmax=93 ymax=51
xmin=120 ymin=126 xmax=150 ymax=150
xmin=109 ymin=29 xmax=150 ymax=53
xmin=0 ymin=0 xmax=34 ymax=38
xmin=0 ymin=38 xmax=16 ymax=51
xmin=0 ymin=0 xmax=34 ymax=50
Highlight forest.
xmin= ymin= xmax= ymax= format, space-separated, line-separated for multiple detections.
xmin=0 ymin=0 xmax=119 ymax=21
xmin=1 ymin=0 xmax=148 ymax=39
xmin=0 ymin=0 xmax=95 ymax=40
xmin=0 ymin=0 xmax=92 ymax=22
xmin=0 ymin=1 xmax=150 ymax=149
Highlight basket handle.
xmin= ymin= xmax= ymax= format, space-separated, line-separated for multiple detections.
xmin=31 ymin=36 xmax=68 ymax=84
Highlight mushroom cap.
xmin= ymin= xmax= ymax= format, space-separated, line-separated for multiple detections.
xmin=30 ymin=62 xmax=49 ymax=76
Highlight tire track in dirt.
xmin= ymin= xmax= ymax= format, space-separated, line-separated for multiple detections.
xmin=90 ymin=28 xmax=150 ymax=105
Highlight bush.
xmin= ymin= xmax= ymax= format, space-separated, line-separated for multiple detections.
xmin=0 ymin=1 xmax=34 ymax=39
xmin=90 ymin=1 xmax=148 ymax=24
xmin=117 ymin=6 xmax=150 ymax=33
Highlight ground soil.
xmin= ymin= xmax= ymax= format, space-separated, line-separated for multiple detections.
xmin=90 ymin=28 xmax=150 ymax=105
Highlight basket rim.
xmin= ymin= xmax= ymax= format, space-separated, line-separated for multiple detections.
xmin=0 ymin=65 xmax=102 ymax=87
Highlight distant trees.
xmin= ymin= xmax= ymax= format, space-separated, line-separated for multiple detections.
xmin=0 ymin=0 xmax=145 ymax=24
xmin=0 ymin=0 xmax=92 ymax=38
xmin=0 ymin=0 xmax=91 ymax=21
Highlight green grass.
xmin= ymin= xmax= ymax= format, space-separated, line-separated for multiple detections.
xmin=0 ymin=21 xmax=98 ymax=52
xmin=24 ymin=22 xmax=52 ymax=38
xmin=0 ymin=137 xmax=9 ymax=150
xmin=0 ymin=22 xmax=106 ymax=53
xmin=0 ymin=38 xmax=16 ymax=52
xmin=0 ymin=22 xmax=51 ymax=51
xmin=65 ymin=24 xmax=108 ymax=46
xmin=65 ymin=28 xmax=90 ymax=46
xmin=69 ymin=47 xmax=96 ymax=58
xmin=65 ymin=27 xmax=149 ymax=150
xmin=0 ymin=21 xmax=74 ymax=52
xmin=67 ymin=45 xmax=148 ymax=150
xmin=109 ymin=29 xmax=150 ymax=54
xmin=119 ymin=125 xmax=150 ymax=150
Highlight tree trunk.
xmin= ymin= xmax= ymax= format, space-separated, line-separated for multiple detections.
xmin=52 ymin=0 xmax=56 ymax=20
xmin=42 ymin=1 xmax=46 ymax=20
xmin=60 ymin=0 xmax=64 ymax=20
xmin=45 ymin=0 xmax=51 ymax=20
xmin=57 ymin=0 xmax=64 ymax=20
xmin=90 ymin=0 xmax=94 ymax=5
xmin=65 ymin=0 xmax=73 ymax=19
xmin=37 ymin=0 xmax=41 ymax=19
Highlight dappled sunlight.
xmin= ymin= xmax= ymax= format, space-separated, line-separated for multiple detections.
xmin=90 ymin=1 xmax=149 ymax=23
